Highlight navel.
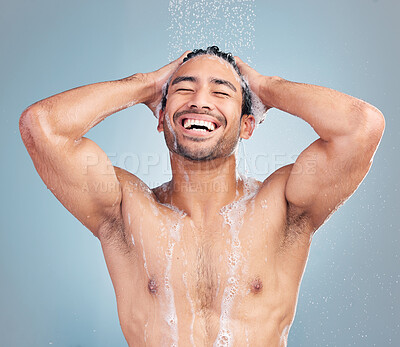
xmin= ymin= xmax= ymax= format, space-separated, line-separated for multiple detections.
xmin=250 ymin=278 xmax=263 ymax=294
xmin=148 ymin=278 xmax=158 ymax=295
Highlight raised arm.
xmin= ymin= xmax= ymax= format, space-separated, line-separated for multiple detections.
xmin=235 ymin=57 xmax=385 ymax=229
xmin=19 ymin=53 xmax=187 ymax=237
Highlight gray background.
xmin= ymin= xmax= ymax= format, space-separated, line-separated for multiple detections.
xmin=1 ymin=0 xmax=399 ymax=346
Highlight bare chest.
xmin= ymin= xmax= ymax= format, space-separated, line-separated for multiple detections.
xmin=101 ymin=193 xmax=312 ymax=345
xmin=130 ymin=209 xmax=274 ymax=313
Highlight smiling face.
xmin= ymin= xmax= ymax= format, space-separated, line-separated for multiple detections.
xmin=159 ymin=55 xmax=255 ymax=161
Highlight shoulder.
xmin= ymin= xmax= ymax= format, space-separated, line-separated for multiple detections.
xmin=113 ymin=166 xmax=139 ymax=183
xmin=113 ymin=166 xmax=153 ymax=198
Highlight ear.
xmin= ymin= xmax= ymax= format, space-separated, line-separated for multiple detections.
xmin=240 ymin=114 xmax=256 ymax=139
xmin=157 ymin=109 xmax=164 ymax=132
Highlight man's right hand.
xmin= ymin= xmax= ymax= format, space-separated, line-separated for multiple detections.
xmin=141 ymin=51 xmax=190 ymax=116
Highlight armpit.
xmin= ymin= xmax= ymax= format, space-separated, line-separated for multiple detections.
xmin=98 ymin=213 xmax=131 ymax=255
xmin=281 ymin=202 xmax=314 ymax=249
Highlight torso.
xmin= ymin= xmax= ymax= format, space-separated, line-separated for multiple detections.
xmin=99 ymin=166 xmax=314 ymax=347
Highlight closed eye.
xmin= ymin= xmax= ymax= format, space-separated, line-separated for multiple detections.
xmin=214 ymin=92 xmax=230 ymax=96
xmin=176 ymin=88 xmax=193 ymax=92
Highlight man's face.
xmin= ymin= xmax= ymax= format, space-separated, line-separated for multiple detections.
xmin=159 ymin=55 xmax=250 ymax=161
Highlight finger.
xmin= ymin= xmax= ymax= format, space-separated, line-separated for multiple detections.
xmin=158 ymin=50 xmax=190 ymax=78
xmin=235 ymin=56 xmax=250 ymax=68
xmin=234 ymin=56 xmax=250 ymax=71
xmin=234 ymin=56 xmax=243 ymax=65
xmin=235 ymin=60 xmax=249 ymax=79
xmin=170 ymin=50 xmax=191 ymax=68
xmin=235 ymin=56 xmax=259 ymax=79
xmin=178 ymin=50 xmax=191 ymax=62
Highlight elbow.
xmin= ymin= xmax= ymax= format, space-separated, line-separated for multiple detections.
xmin=349 ymin=104 xmax=385 ymax=160
xmin=19 ymin=106 xmax=35 ymax=147
xmin=350 ymin=101 xmax=385 ymax=142
xmin=342 ymin=103 xmax=385 ymax=161
xmin=363 ymin=105 xmax=385 ymax=144
xmin=20 ymin=104 xmax=39 ymax=131
xmin=19 ymin=104 xmax=50 ymax=149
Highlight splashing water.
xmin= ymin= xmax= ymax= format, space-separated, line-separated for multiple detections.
xmin=144 ymin=321 xmax=148 ymax=343
xmin=166 ymin=0 xmax=268 ymax=125
xmin=164 ymin=239 xmax=179 ymax=343
xmin=182 ymin=272 xmax=196 ymax=346
xmin=167 ymin=0 xmax=256 ymax=63
xmin=139 ymin=229 xmax=150 ymax=278
xmin=214 ymin=176 xmax=259 ymax=346
xmin=162 ymin=210 xmax=186 ymax=345
xmin=131 ymin=233 xmax=135 ymax=246
xmin=214 ymin=201 xmax=243 ymax=347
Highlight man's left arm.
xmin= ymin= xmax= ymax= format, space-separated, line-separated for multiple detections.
xmin=236 ymin=58 xmax=385 ymax=229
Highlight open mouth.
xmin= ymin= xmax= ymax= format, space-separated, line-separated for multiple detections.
xmin=182 ymin=118 xmax=218 ymax=133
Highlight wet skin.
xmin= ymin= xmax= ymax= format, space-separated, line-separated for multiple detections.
xmin=98 ymin=57 xmax=313 ymax=346
xmin=21 ymin=51 xmax=382 ymax=346
xmin=101 ymin=168 xmax=311 ymax=347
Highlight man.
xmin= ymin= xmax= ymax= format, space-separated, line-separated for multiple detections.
xmin=19 ymin=46 xmax=384 ymax=346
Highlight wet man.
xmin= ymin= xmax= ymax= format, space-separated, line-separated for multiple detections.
xmin=20 ymin=46 xmax=384 ymax=346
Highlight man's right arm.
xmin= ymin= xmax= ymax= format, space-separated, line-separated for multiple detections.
xmin=19 ymin=53 xmax=187 ymax=238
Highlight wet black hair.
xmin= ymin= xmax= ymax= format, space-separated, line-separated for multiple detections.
xmin=161 ymin=46 xmax=252 ymax=117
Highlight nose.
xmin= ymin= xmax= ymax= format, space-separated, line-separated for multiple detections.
xmin=187 ymin=89 xmax=214 ymax=111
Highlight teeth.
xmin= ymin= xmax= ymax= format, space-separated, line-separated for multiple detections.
xmin=192 ymin=128 xmax=206 ymax=132
xmin=183 ymin=118 xmax=216 ymax=131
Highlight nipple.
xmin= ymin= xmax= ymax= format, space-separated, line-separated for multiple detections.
xmin=148 ymin=278 xmax=158 ymax=295
xmin=250 ymin=278 xmax=263 ymax=294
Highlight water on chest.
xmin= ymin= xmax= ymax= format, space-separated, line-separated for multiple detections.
xmin=142 ymin=221 xmax=265 ymax=312
xmin=129 ymin=195 xmax=272 ymax=345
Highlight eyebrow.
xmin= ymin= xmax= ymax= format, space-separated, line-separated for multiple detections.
xmin=171 ymin=76 xmax=197 ymax=86
xmin=210 ymin=78 xmax=237 ymax=93
xmin=171 ymin=75 xmax=237 ymax=93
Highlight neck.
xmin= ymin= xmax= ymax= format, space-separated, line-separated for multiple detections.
xmin=164 ymin=152 xmax=241 ymax=224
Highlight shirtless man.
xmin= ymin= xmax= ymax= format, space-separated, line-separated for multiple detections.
xmin=19 ymin=46 xmax=384 ymax=346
